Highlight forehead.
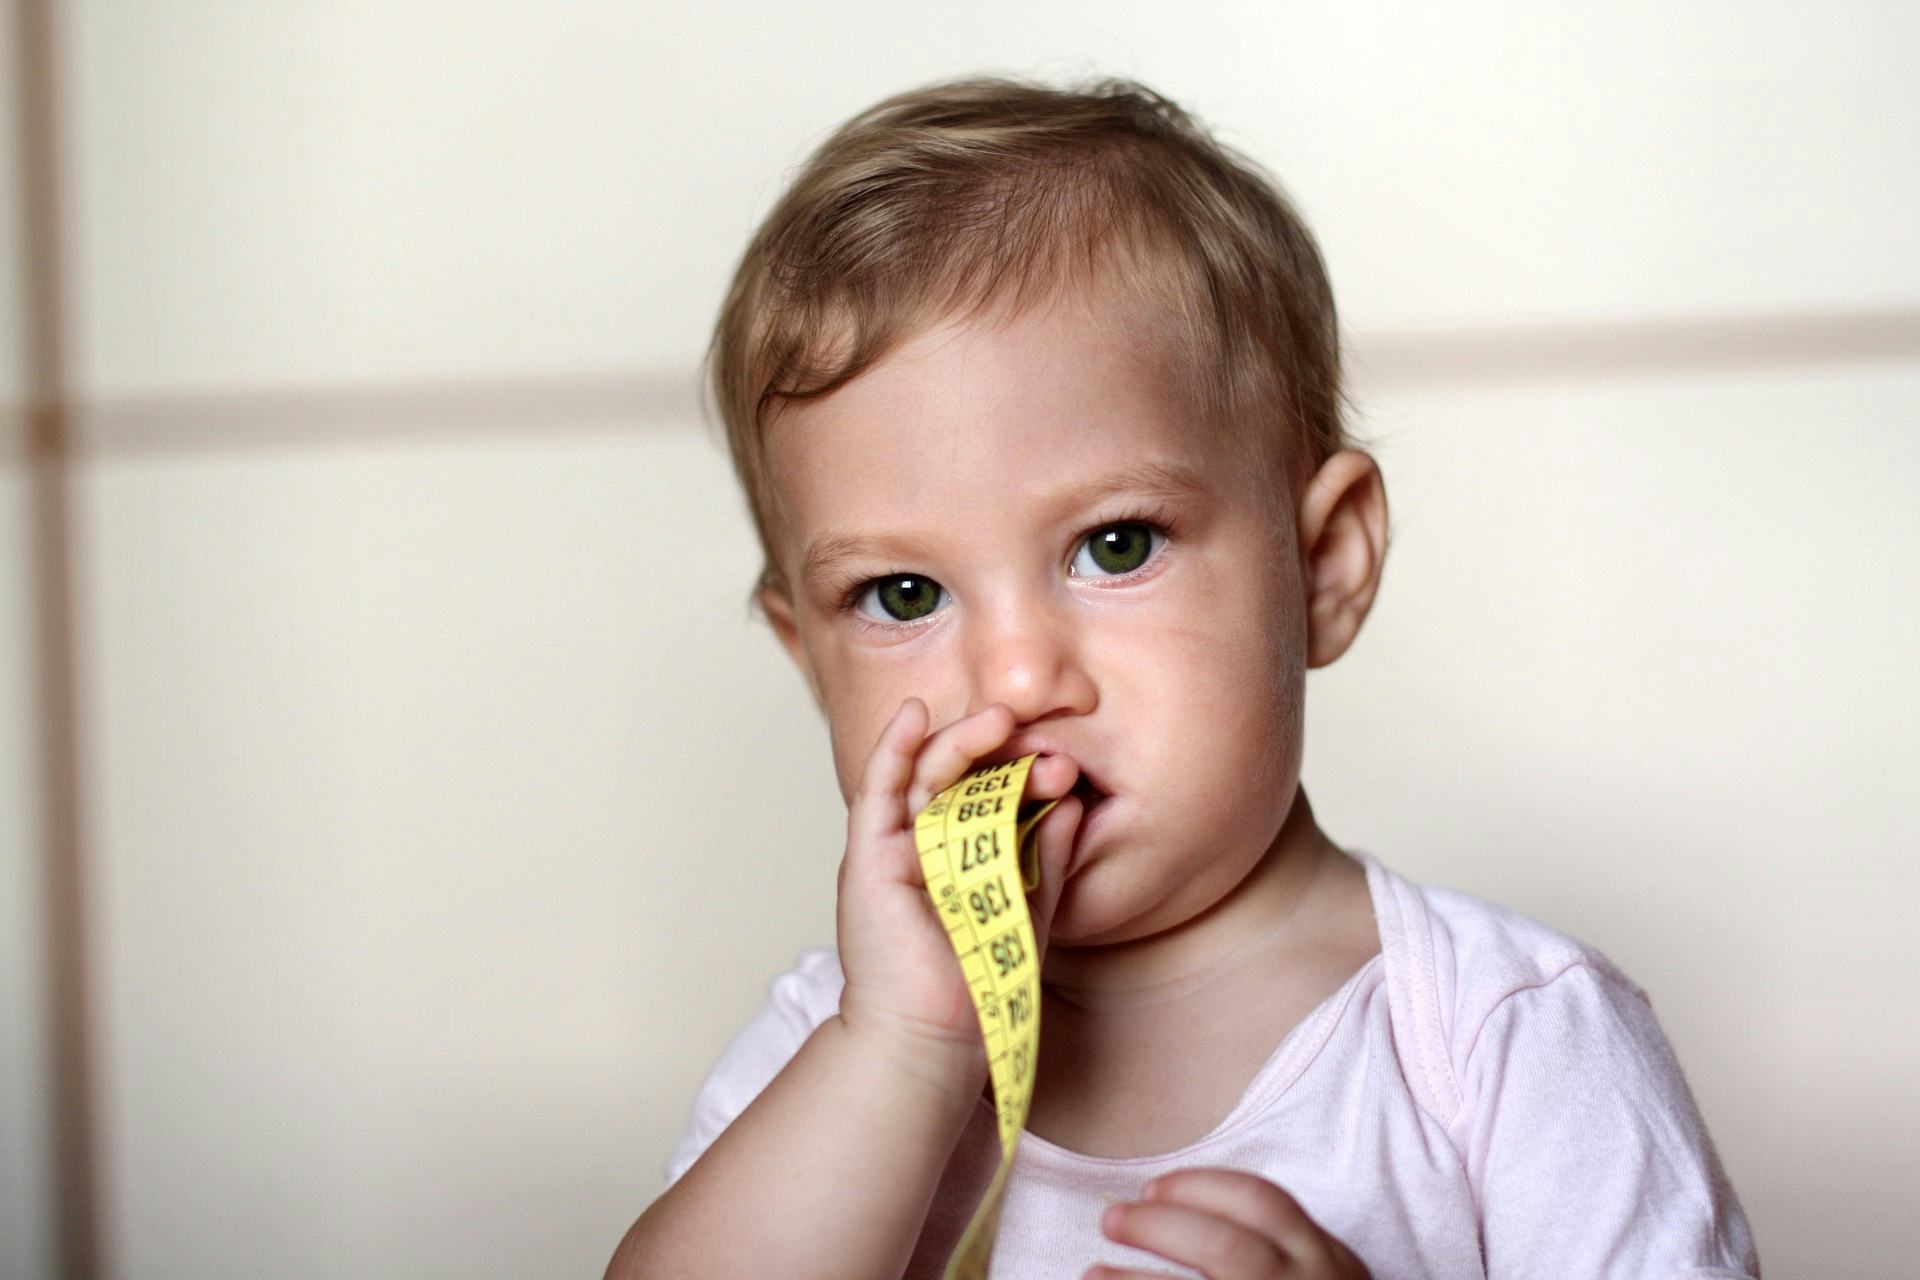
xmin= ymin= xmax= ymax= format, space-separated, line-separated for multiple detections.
xmin=764 ymin=292 xmax=1236 ymax=563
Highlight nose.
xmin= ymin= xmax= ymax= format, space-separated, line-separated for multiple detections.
xmin=962 ymin=594 xmax=1098 ymax=727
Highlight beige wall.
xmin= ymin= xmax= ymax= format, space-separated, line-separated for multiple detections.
xmin=3 ymin=2 xmax=1916 ymax=1276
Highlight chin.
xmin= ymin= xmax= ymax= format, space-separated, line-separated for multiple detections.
xmin=1045 ymin=877 xmax=1153 ymax=948
xmin=1052 ymin=853 xmax=1242 ymax=951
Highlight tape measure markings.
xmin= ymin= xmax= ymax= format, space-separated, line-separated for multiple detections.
xmin=913 ymin=752 xmax=1061 ymax=1278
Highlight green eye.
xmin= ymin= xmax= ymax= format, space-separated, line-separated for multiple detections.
xmin=848 ymin=520 xmax=1165 ymax=628
xmin=863 ymin=575 xmax=945 ymax=622
xmin=1078 ymin=523 xmax=1159 ymax=577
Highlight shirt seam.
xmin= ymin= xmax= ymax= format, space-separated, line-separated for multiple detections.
xmin=1454 ymin=957 xmax=1645 ymax=1077
xmin=1379 ymin=861 xmax=1465 ymax=1129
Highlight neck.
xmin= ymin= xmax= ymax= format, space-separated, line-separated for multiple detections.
xmin=1040 ymin=787 xmax=1338 ymax=1014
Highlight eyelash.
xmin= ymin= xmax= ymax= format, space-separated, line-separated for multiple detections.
xmin=829 ymin=503 xmax=1179 ymax=628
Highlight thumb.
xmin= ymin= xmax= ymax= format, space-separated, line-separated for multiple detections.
xmin=1025 ymin=793 xmax=1085 ymax=969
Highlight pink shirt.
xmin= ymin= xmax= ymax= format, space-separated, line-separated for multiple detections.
xmin=663 ymin=850 xmax=1761 ymax=1278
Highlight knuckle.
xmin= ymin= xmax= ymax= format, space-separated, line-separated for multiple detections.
xmin=1218 ymin=1233 xmax=1276 ymax=1274
xmin=1255 ymin=1178 xmax=1303 ymax=1214
xmin=850 ymin=783 xmax=880 ymax=816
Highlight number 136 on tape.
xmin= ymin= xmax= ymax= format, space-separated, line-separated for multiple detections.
xmin=913 ymin=753 xmax=1060 ymax=1279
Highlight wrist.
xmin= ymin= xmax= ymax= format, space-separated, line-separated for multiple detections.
xmin=828 ymin=1011 xmax=988 ymax=1104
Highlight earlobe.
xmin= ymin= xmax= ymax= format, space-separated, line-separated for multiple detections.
xmin=1298 ymin=450 xmax=1389 ymax=670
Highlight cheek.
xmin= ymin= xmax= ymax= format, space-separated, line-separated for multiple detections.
xmin=1194 ymin=632 xmax=1301 ymax=781
xmin=1164 ymin=541 xmax=1296 ymax=665
xmin=824 ymin=716 xmax=859 ymax=804
xmin=1149 ymin=573 xmax=1304 ymax=793
xmin=822 ymin=680 xmax=937 ymax=806
xmin=809 ymin=624 xmax=975 ymax=804
xmin=804 ymin=648 xmax=883 ymax=799
xmin=825 ymin=703 xmax=891 ymax=805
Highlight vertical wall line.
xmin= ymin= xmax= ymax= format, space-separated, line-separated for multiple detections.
xmin=12 ymin=1 xmax=101 ymax=1277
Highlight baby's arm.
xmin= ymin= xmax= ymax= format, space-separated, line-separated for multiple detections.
xmin=603 ymin=1012 xmax=983 ymax=1280
xmin=605 ymin=699 xmax=1085 ymax=1280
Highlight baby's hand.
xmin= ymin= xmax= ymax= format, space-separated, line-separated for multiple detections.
xmin=1086 ymin=1168 xmax=1373 ymax=1280
xmin=835 ymin=697 xmax=1084 ymax=1096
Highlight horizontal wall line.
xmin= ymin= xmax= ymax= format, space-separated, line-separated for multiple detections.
xmin=4 ymin=367 xmax=707 ymax=464
xmin=0 ymin=307 xmax=1916 ymax=465
xmin=1347 ymin=306 xmax=1920 ymax=392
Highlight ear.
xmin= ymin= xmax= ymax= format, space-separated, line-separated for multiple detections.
xmin=759 ymin=582 xmax=824 ymax=710
xmin=1297 ymin=449 xmax=1390 ymax=669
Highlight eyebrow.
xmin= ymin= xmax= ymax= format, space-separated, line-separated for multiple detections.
xmin=799 ymin=457 xmax=1212 ymax=593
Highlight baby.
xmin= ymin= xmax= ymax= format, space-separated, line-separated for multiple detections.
xmin=607 ymin=75 xmax=1760 ymax=1280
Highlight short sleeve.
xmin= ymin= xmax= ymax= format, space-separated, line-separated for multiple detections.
xmin=1459 ymin=961 xmax=1761 ymax=1279
xmin=662 ymin=948 xmax=839 ymax=1190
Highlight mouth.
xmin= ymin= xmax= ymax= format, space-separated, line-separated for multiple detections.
xmin=1064 ymin=773 xmax=1113 ymax=874
xmin=1069 ymin=772 xmax=1109 ymax=813
xmin=974 ymin=742 xmax=1109 ymax=808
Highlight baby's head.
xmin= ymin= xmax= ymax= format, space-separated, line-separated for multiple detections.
xmin=705 ymin=75 xmax=1389 ymax=946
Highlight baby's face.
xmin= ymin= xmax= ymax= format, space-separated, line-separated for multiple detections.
xmin=760 ymin=289 xmax=1312 ymax=947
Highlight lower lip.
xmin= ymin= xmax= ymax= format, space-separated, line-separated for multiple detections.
xmin=1069 ymin=795 xmax=1113 ymax=872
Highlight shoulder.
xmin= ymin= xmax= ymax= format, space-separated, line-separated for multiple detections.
xmin=1359 ymin=851 xmax=1654 ymax=1124
xmin=1366 ymin=848 xmax=1645 ymax=1006
xmin=718 ymin=944 xmax=846 ymax=1083
xmin=662 ymin=944 xmax=844 ymax=1188
xmin=766 ymin=943 xmax=847 ymax=1025
xmin=1424 ymin=876 xmax=1646 ymax=1005
xmin=1366 ymin=869 xmax=1762 ymax=1274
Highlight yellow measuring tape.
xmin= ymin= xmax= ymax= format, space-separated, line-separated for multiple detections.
xmin=914 ymin=753 xmax=1061 ymax=1280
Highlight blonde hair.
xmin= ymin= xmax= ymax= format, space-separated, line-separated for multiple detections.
xmin=703 ymin=73 xmax=1360 ymax=610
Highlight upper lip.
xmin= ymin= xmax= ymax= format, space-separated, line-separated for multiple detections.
xmin=974 ymin=735 xmax=1110 ymax=801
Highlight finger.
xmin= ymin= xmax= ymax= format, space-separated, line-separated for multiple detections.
xmin=1026 ymin=793 xmax=1082 ymax=950
xmin=905 ymin=703 xmax=1016 ymax=817
xmin=1099 ymin=1198 xmax=1288 ymax=1280
xmin=1139 ymin=1168 xmax=1328 ymax=1262
xmin=847 ymin=697 xmax=928 ymax=856
xmin=1020 ymin=750 xmax=1081 ymax=802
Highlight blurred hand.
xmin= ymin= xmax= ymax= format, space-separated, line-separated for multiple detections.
xmin=1086 ymin=1168 xmax=1373 ymax=1280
